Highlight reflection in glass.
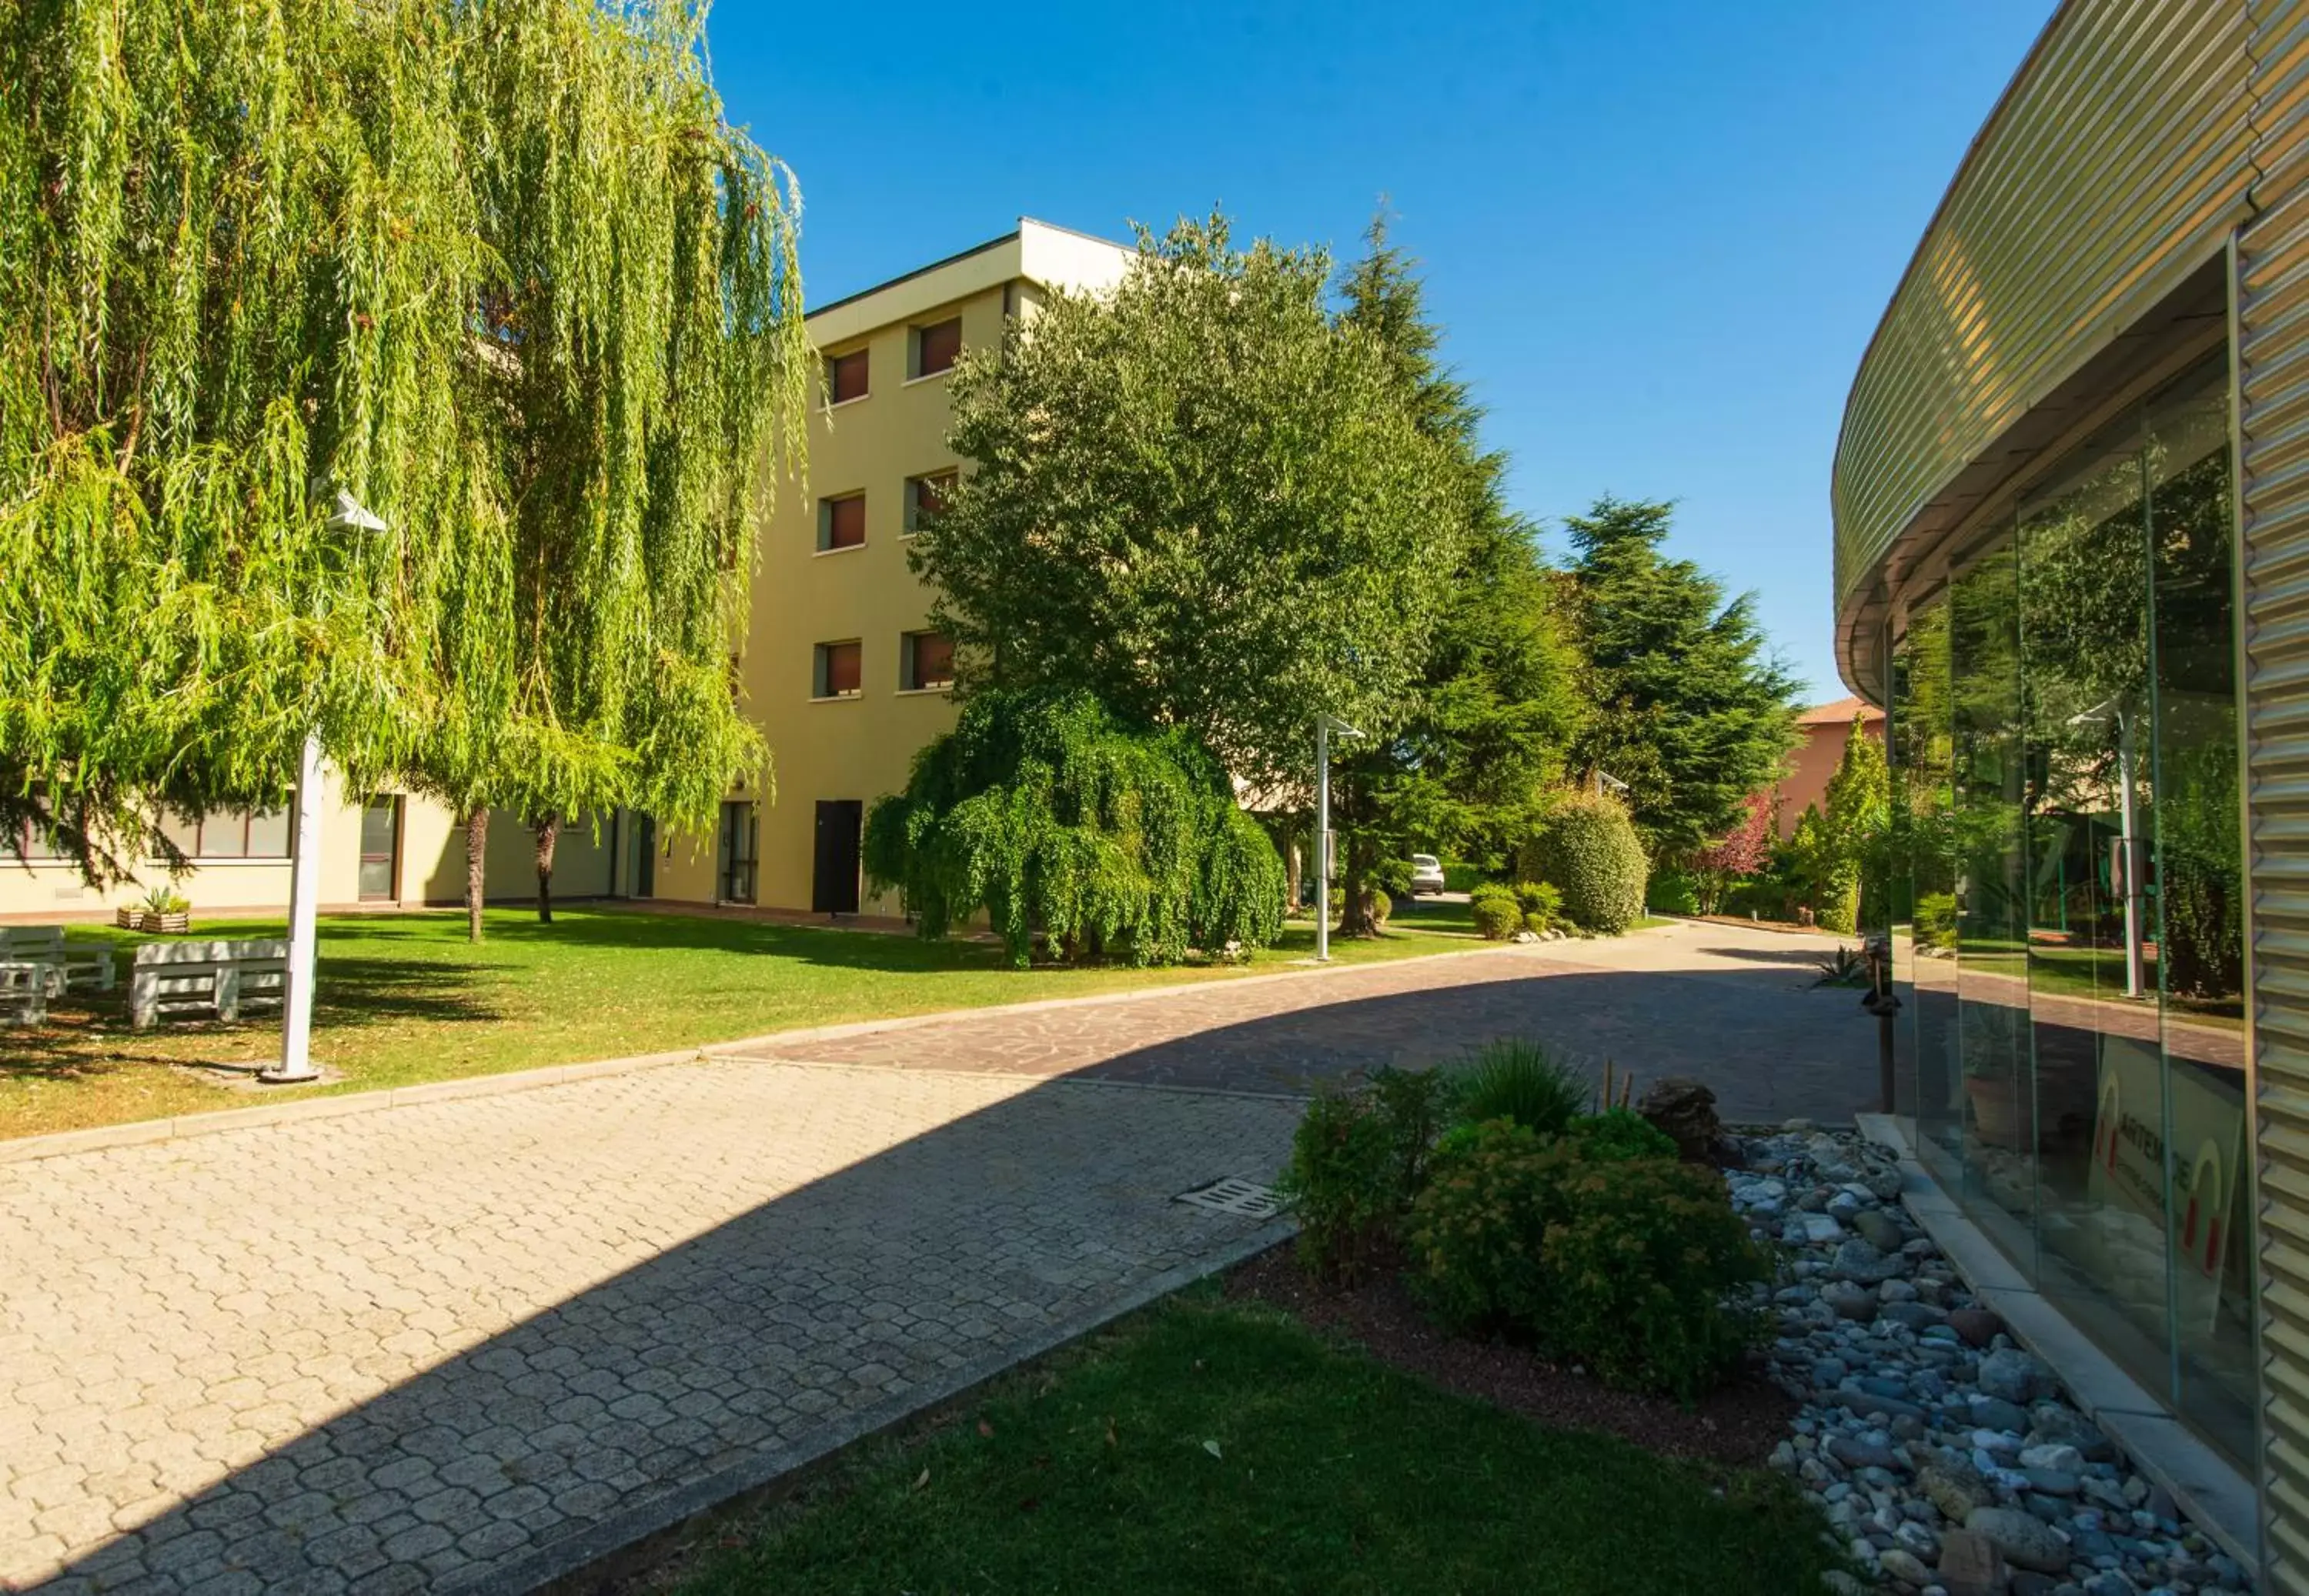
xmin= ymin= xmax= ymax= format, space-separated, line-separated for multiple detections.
xmin=2146 ymin=382 xmax=2254 ymax=1461
xmin=2017 ymin=420 xmax=2170 ymax=1387
xmin=1950 ymin=534 xmax=2035 ymax=1242
xmin=1895 ymin=603 xmax=1963 ymax=1180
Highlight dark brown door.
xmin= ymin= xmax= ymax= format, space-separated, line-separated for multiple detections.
xmin=813 ymin=800 xmax=862 ymax=915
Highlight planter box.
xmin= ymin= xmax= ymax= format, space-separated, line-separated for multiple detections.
xmin=116 ymin=910 xmax=192 ymax=934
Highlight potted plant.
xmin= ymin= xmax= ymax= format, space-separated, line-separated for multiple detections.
xmin=120 ymin=886 xmax=191 ymax=934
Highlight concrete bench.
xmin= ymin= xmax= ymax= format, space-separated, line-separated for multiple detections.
xmin=1 ymin=961 xmax=48 ymax=1025
xmin=129 ymin=940 xmax=288 ymax=1030
xmin=0 ymin=926 xmax=116 ymax=995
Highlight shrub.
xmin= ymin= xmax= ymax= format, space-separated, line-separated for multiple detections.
xmin=1276 ymin=1067 xmax=1455 ymax=1283
xmin=1442 ymin=861 xmax=1485 ymax=893
xmin=1275 ymin=1089 xmax=1399 ymax=1284
xmin=1913 ymin=891 xmax=1957 ymax=950
xmin=1405 ymin=1119 xmax=1570 ymax=1328
xmin=1515 ymin=880 xmax=1564 ymax=932
xmin=1407 ymin=1130 xmax=1767 ymax=1400
xmin=1566 ymin=1108 xmax=1678 ymax=1163
xmin=1368 ymin=888 xmax=1394 ymax=927
xmin=1519 ymin=793 xmax=1647 ymax=934
xmin=1646 ymin=868 xmax=1699 ymax=917
xmin=1453 ymin=1037 xmax=1587 ymax=1137
xmin=1471 ymin=893 xmax=1522 ymax=940
xmin=1539 ymin=1157 xmax=1766 ymax=1399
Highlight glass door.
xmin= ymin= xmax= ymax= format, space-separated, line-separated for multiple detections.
xmin=358 ymin=797 xmax=401 ymax=902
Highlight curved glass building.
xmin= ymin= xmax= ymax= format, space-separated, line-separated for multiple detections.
xmin=1835 ymin=1 xmax=2309 ymax=1580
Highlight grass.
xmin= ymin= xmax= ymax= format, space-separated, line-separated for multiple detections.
xmin=3 ymin=898 xmax=1486 ymax=1140
xmin=663 ymin=1291 xmax=1838 ymax=1596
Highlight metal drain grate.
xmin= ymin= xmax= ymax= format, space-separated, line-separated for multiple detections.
xmin=1174 ymin=1177 xmax=1282 ymax=1219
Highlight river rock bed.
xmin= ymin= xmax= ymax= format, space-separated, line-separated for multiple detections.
xmin=1735 ymin=1125 xmax=2251 ymax=1596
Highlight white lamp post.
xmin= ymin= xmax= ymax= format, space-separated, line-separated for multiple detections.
xmin=2069 ymin=698 xmax=2146 ymax=1001
xmin=261 ymin=486 xmax=389 ymax=1085
xmin=1314 ymin=714 xmax=1365 ymax=963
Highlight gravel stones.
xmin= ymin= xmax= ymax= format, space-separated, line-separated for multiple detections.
xmin=1736 ymin=1126 xmax=2249 ymax=1594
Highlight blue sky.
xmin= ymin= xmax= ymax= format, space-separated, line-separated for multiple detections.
xmin=707 ymin=2 xmax=2056 ymax=703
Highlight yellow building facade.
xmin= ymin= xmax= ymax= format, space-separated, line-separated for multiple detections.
xmin=654 ymin=219 xmax=1134 ymax=914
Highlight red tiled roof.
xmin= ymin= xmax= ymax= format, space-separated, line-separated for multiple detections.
xmin=1796 ymin=696 xmax=1884 ymax=727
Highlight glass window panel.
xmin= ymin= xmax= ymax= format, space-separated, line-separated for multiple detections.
xmin=820 ymin=495 xmax=865 ymax=550
xmin=1950 ymin=532 xmax=2036 ymax=1247
xmin=156 ymin=808 xmax=202 ymax=861
xmin=2017 ymin=420 xmax=2175 ymax=1391
xmin=827 ymin=349 xmax=868 ymax=404
xmin=202 ymin=810 xmax=249 ymax=857
xmin=914 ymin=317 xmax=961 ymax=377
xmin=1894 ymin=599 xmax=1963 ymax=1180
xmin=246 ymin=806 xmax=290 ymax=859
xmin=2144 ymin=372 xmax=2255 ymax=1463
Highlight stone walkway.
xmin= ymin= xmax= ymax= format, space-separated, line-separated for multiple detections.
xmin=734 ymin=919 xmax=1881 ymax=1123
xmin=0 ymin=919 xmax=1873 ymax=1594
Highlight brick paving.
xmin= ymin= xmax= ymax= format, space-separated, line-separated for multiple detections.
xmin=0 ymin=918 xmax=1873 ymax=1594
xmin=733 ymin=920 xmax=1882 ymax=1122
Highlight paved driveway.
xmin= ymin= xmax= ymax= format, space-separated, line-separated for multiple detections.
xmin=735 ymin=919 xmax=1880 ymax=1123
xmin=0 ymin=918 xmax=1870 ymax=1594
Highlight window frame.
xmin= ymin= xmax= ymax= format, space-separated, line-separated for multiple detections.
xmin=824 ymin=347 xmax=870 ymax=408
xmin=910 ymin=316 xmax=963 ymax=381
xmin=153 ymin=803 xmax=294 ymax=863
xmin=903 ymin=471 xmax=958 ymax=536
xmin=813 ymin=639 xmax=864 ymax=701
xmin=817 ymin=491 xmax=867 ymax=553
xmin=900 ymin=629 xmax=955 ymax=693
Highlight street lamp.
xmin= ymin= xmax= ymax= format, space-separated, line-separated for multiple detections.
xmin=2068 ymin=698 xmax=2146 ymax=1001
xmin=1314 ymin=714 xmax=1364 ymax=963
xmin=260 ymin=483 xmax=389 ymax=1084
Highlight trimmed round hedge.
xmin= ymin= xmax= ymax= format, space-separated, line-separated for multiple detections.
xmin=1519 ymin=793 xmax=1647 ymax=934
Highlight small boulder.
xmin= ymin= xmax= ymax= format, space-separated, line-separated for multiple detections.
xmin=1852 ymin=1208 xmax=1906 ymax=1252
xmin=1636 ymin=1075 xmax=1726 ymax=1164
xmin=1933 ymin=1527 xmax=2012 ymax=1596
xmin=2025 ymin=1404 xmax=2114 ymax=1463
xmin=1963 ymin=1506 xmax=2070 ymax=1574
xmin=1822 ymin=1281 xmax=1879 ymax=1321
xmin=1977 ymin=1347 xmax=2054 ymax=1407
xmin=1946 ymin=1307 xmax=2004 ymax=1347
xmin=1918 ymin=1455 xmax=1996 ymax=1523
xmin=1826 ymin=1239 xmax=1903 ymax=1284
xmin=1877 ymin=1547 xmax=1933 ymax=1586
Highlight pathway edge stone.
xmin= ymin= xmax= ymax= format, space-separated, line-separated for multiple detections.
xmin=469 ymin=1217 xmax=1298 ymax=1595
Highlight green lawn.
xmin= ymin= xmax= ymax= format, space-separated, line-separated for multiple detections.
xmin=5 ymin=898 xmax=1486 ymax=1140
xmin=665 ymin=1291 xmax=1838 ymax=1596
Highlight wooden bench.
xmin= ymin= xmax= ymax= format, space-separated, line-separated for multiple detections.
xmin=0 ymin=925 xmax=116 ymax=995
xmin=129 ymin=940 xmax=288 ymax=1030
xmin=1 ymin=961 xmax=48 ymax=1025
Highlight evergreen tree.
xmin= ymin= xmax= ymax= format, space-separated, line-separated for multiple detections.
xmin=1325 ymin=216 xmax=1586 ymax=932
xmin=1563 ymin=498 xmax=1799 ymax=860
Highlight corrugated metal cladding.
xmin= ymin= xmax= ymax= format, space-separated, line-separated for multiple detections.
xmin=1830 ymin=0 xmax=2254 ymax=674
xmin=2245 ymin=5 xmax=2309 ymax=1587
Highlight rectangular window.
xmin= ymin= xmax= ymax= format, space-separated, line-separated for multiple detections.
xmin=901 ymin=630 xmax=954 ymax=692
xmin=155 ymin=804 xmax=293 ymax=860
xmin=911 ymin=316 xmax=961 ymax=379
xmin=826 ymin=348 xmax=869 ymax=405
xmin=818 ymin=492 xmax=866 ymax=551
xmin=813 ymin=640 xmax=862 ymax=700
xmin=904 ymin=471 xmax=957 ymax=534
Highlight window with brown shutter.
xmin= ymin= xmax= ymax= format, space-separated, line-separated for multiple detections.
xmin=826 ymin=349 xmax=869 ymax=404
xmin=904 ymin=631 xmax=955 ymax=692
xmin=814 ymin=640 xmax=862 ymax=699
xmin=912 ymin=317 xmax=961 ymax=378
xmin=904 ymin=471 xmax=957 ymax=533
xmin=819 ymin=492 xmax=866 ymax=550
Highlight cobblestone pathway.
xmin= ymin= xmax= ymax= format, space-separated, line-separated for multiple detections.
xmin=1 ymin=919 xmax=1869 ymax=1595
xmin=735 ymin=920 xmax=1879 ymax=1123
xmin=1 ymin=1063 xmax=1295 ymax=1594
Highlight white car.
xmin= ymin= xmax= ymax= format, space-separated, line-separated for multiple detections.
xmin=1408 ymin=854 xmax=1447 ymax=896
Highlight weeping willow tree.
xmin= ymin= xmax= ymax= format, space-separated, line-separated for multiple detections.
xmin=1 ymin=0 xmax=807 ymax=933
xmin=864 ymin=691 xmax=1286 ymax=968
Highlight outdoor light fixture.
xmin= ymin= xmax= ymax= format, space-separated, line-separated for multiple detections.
xmin=1594 ymin=770 xmax=1630 ymax=797
xmin=262 ymin=483 xmax=391 ymax=1084
xmin=1314 ymin=714 xmax=1365 ymax=963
